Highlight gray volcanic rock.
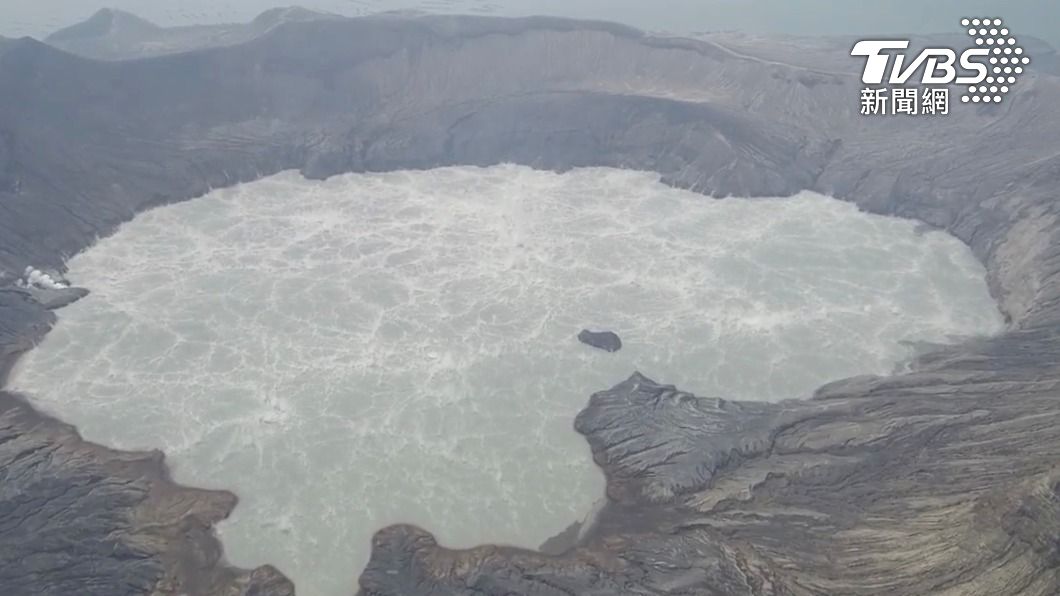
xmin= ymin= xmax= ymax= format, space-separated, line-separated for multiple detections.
xmin=0 ymin=11 xmax=1059 ymax=596
xmin=577 ymin=329 xmax=622 ymax=352
xmin=0 ymin=390 xmax=294 ymax=596
xmin=0 ymin=290 xmax=52 ymax=386
xmin=20 ymin=285 xmax=89 ymax=310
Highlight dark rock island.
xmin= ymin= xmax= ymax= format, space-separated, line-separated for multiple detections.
xmin=578 ymin=329 xmax=622 ymax=352
xmin=1 ymin=9 xmax=1060 ymax=596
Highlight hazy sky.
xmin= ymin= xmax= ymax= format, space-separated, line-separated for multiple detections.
xmin=3 ymin=0 xmax=1057 ymax=48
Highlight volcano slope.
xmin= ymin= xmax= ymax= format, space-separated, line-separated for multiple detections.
xmin=1 ymin=13 xmax=1060 ymax=596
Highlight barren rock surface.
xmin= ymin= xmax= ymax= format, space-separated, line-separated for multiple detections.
xmin=578 ymin=330 xmax=622 ymax=353
xmin=1 ymin=11 xmax=1059 ymax=595
xmin=0 ymin=390 xmax=294 ymax=596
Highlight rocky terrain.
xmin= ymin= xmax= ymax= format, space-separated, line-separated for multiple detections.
xmin=2 ymin=10 xmax=1060 ymax=595
xmin=578 ymin=330 xmax=623 ymax=352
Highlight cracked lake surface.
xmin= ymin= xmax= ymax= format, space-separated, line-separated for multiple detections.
xmin=10 ymin=165 xmax=1004 ymax=595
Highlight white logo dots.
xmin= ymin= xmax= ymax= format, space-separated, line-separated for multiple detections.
xmin=960 ymin=17 xmax=1029 ymax=103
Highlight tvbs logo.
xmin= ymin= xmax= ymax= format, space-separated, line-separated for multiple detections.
xmin=851 ymin=18 xmax=1030 ymax=115
xmin=853 ymin=40 xmax=989 ymax=85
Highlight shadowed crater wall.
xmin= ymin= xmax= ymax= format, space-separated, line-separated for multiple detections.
xmin=1 ymin=11 xmax=1060 ymax=596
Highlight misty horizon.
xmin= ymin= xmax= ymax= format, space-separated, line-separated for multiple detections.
xmin=3 ymin=0 xmax=1058 ymax=50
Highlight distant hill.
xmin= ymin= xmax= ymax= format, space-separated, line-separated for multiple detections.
xmin=47 ymin=8 xmax=160 ymax=43
xmin=44 ymin=6 xmax=340 ymax=60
